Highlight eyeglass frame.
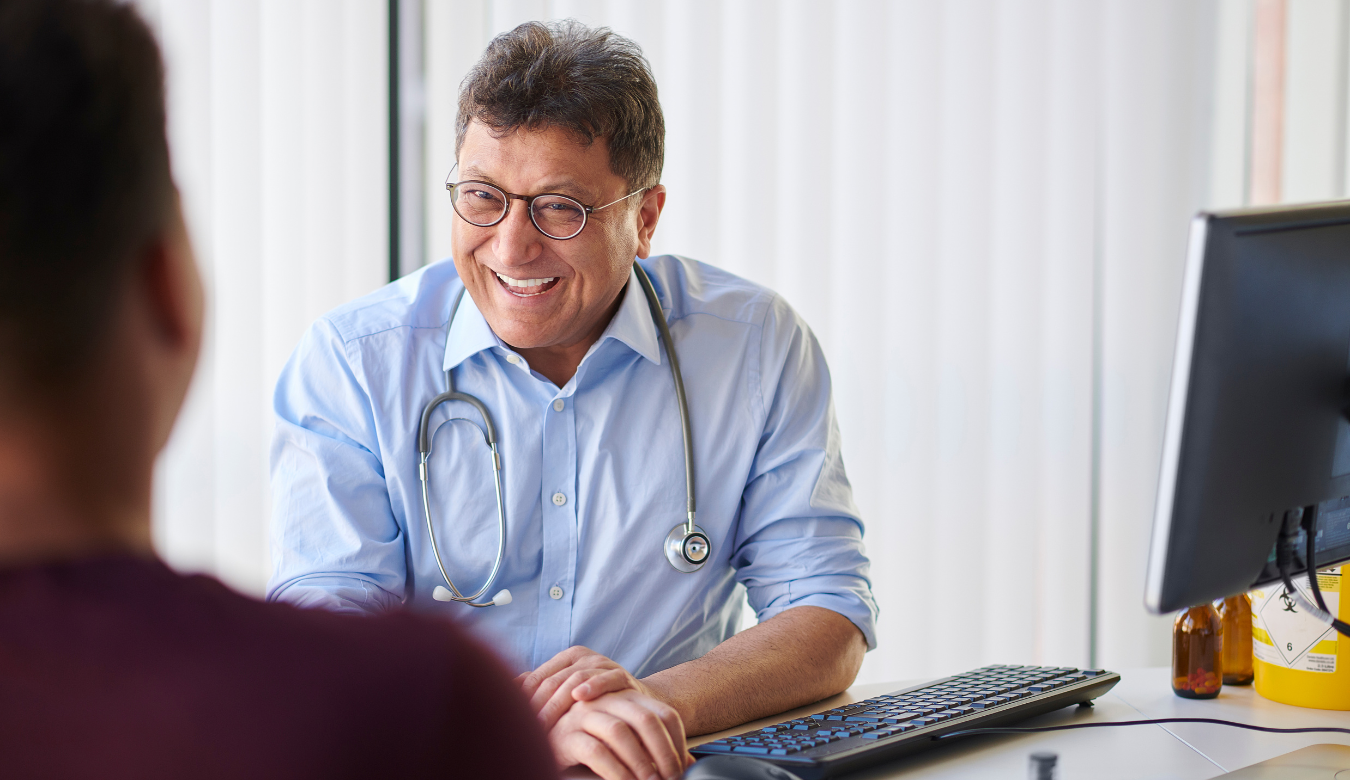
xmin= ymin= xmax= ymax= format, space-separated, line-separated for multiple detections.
xmin=444 ymin=169 xmax=648 ymax=241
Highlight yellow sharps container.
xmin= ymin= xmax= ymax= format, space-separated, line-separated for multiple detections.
xmin=1251 ymin=566 xmax=1350 ymax=710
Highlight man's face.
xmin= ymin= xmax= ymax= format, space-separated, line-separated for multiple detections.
xmin=452 ymin=121 xmax=664 ymax=352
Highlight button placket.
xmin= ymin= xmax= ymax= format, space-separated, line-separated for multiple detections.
xmin=532 ymin=390 xmax=579 ymax=668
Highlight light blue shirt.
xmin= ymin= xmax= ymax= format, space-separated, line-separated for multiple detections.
xmin=267 ymin=255 xmax=877 ymax=677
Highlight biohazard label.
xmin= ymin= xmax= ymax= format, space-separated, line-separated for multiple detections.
xmin=1251 ymin=569 xmax=1340 ymax=673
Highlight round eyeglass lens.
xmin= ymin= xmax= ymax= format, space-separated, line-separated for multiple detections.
xmin=450 ymin=182 xmax=507 ymax=226
xmin=529 ymin=195 xmax=587 ymax=239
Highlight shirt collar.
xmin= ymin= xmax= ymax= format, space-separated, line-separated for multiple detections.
xmin=441 ymin=265 xmax=662 ymax=373
xmin=442 ymin=286 xmax=502 ymax=372
xmin=600 ymin=265 xmax=663 ymax=366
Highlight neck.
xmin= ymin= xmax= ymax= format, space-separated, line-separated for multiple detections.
xmin=0 ymin=411 xmax=154 ymax=568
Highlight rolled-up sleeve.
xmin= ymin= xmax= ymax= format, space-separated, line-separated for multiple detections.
xmin=731 ymin=295 xmax=879 ymax=649
xmin=266 ymin=318 xmax=406 ymax=615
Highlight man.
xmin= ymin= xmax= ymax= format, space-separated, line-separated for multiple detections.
xmin=0 ymin=1 xmax=555 ymax=777
xmin=270 ymin=20 xmax=878 ymax=780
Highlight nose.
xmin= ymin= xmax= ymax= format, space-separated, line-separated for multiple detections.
xmin=491 ymin=198 xmax=543 ymax=268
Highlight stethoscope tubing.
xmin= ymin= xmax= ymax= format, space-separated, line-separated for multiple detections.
xmin=418 ymin=290 xmax=509 ymax=607
xmin=633 ymin=264 xmax=698 ymax=531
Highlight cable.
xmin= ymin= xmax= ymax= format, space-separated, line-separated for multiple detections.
xmin=1271 ymin=508 xmax=1350 ymax=638
xmin=1302 ymin=505 xmax=1350 ymax=637
xmin=934 ymin=718 xmax=1350 ymax=743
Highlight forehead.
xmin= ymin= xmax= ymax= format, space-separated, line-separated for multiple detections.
xmin=458 ymin=121 xmax=619 ymax=196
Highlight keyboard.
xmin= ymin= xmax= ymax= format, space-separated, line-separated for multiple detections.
xmin=690 ymin=664 xmax=1120 ymax=779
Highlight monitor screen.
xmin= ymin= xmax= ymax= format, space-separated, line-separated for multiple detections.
xmin=1146 ymin=201 xmax=1350 ymax=614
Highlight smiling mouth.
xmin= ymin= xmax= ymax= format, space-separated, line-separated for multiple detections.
xmin=496 ymin=272 xmax=560 ymax=298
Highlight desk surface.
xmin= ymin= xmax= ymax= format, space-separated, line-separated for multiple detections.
xmin=570 ymin=667 xmax=1350 ymax=779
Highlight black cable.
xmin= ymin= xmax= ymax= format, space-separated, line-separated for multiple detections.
xmin=934 ymin=718 xmax=1350 ymax=743
xmin=1302 ymin=506 xmax=1350 ymax=636
xmin=1278 ymin=507 xmax=1350 ymax=638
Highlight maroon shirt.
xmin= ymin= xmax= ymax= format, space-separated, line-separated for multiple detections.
xmin=0 ymin=554 xmax=557 ymax=779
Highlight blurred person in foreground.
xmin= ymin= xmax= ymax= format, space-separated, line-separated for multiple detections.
xmin=0 ymin=1 xmax=556 ymax=777
xmin=269 ymin=18 xmax=878 ymax=780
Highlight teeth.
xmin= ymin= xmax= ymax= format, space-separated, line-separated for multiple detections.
xmin=496 ymin=272 xmax=557 ymax=288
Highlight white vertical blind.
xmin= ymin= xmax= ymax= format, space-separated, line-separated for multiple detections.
xmin=136 ymin=0 xmax=389 ymax=595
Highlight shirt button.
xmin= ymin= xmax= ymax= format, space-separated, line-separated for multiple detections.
xmin=506 ymin=354 xmax=521 ymax=365
xmin=552 ymin=492 xmax=567 ymax=506
xmin=550 ymin=585 xmax=564 ymax=600
xmin=553 ymin=398 xmax=564 ymax=412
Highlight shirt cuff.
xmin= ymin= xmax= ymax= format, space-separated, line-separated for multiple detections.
xmin=753 ymin=574 xmax=878 ymax=651
xmin=268 ymin=574 xmax=401 ymax=616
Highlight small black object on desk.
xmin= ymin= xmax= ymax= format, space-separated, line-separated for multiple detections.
xmin=1028 ymin=750 xmax=1057 ymax=779
xmin=683 ymin=755 xmax=805 ymax=780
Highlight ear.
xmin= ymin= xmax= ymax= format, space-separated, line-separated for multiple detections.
xmin=140 ymin=198 xmax=203 ymax=357
xmin=135 ymin=198 xmax=204 ymax=453
xmin=633 ymin=184 xmax=666 ymax=259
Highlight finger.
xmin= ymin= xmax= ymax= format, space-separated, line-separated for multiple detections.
xmin=583 ymin=710 xmax=662 ymax=780
xmin=600 ymin=697 xmax=683 ymax=780
xmin=561 ymin=731 xmax=638 ymax=780
xmin=573 ymin=668 xmax=636 ymax=701
xmin=652 ymin=701 xmax=690 ymax=765
xmin=539 ymin=669 xmax=614 ymax=732
xmin=532 ymin=645 xmax=601 ymax=683
xmin=528 ymin=667 xmax=573 ymax=713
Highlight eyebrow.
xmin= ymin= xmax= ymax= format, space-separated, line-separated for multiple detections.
xmin=460 ymin=168 xmax=597 ymax=202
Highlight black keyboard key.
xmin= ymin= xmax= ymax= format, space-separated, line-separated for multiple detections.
xmin=733 ymin=746 xmax=770 ymax=755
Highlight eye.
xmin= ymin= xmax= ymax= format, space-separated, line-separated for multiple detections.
xmin=465 ymin=186 xmax=502 ymax=203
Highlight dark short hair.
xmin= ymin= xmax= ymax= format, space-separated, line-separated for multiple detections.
xmin=0 ymin=0 xmax=172 ymax=395
xmin=456 ymin=20 xmax=664 ymax=191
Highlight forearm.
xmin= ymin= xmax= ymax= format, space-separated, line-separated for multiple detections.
xmin=641 ymin=605 xmax=867 ymax=736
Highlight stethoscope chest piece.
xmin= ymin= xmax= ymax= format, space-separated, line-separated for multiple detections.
xmin=665 ymin=522 xmax=712 ymax=572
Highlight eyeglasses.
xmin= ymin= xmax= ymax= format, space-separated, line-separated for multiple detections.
xmin=445 ymin=173 xmax=646 ymax=240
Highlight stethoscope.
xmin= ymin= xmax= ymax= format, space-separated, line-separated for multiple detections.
xmin=417 ymin=264 xmax=711 ymax=607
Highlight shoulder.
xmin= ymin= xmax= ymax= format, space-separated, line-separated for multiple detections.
xmin=183 ymin=570 xmax=463 ymax=665
xmin=639 ymin=254 xmax=782 ymax=330
xmin=315 ymin=260 xmax=463 ymax=346
xmin=641 ymin=255 xmax=814 ymax=358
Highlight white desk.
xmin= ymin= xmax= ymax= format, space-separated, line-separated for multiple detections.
xmin=677 ymin=667 xmax=1350 ymax=779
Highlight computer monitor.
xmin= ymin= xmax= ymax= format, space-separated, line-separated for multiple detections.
xmin=1145 ymin=200 xmax=1350 ymax=615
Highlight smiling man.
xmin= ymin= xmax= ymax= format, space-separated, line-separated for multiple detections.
xmin=269 ymin=20 xmax=877 ymax=780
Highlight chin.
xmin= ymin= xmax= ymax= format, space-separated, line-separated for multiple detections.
xmin=486 ymin=314 xmax=558 ymax=350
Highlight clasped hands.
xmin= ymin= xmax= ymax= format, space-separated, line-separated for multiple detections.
xmin=517 ymin=646 xmax=694 ymax=780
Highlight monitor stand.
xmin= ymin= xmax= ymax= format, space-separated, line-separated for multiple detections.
xmin=1216 ymin=744 xmax=1350 ymax=778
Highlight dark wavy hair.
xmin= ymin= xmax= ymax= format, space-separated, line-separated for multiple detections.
xmin=0 ymin=0 xmax=173 ymax=395
xmin=456 ymin=20 xmax=665 ymax=191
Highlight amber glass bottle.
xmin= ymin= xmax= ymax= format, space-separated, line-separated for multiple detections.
xmin=1218 ymin=594 xmax=1254 ymax=685
xmin=1173 ymin=604 xmax=1223 ymax=698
